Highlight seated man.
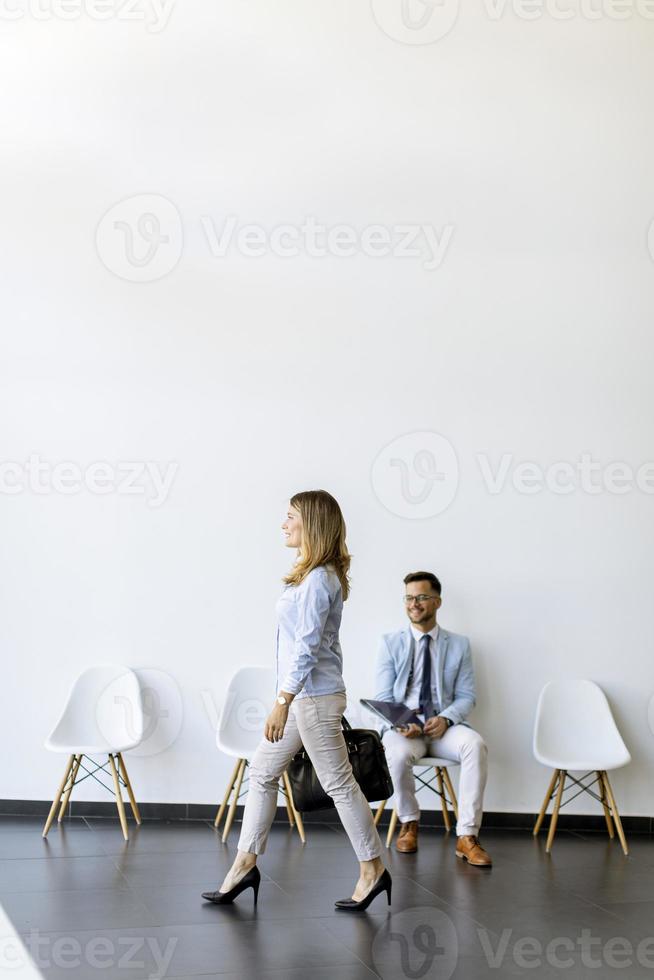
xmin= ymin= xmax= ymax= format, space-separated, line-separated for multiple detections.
xmin=375 ymin=571 xmax=491 ymax=866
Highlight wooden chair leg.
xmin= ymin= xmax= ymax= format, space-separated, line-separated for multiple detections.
xmin=42 ymin=755 xmax=75 ymax=837
xmin=601 ymin=772 xmax=628 ymax=855
xmin=117 ymin=753 xmax=141 ymax=825
xmin=214 ymin=758 xmax=242 ymax=829
xmin=222 ymin=759 xmax=247 ymax=843
xmin=108 ymin=753 xmax=129 ymax=841
xmin=281 ymin=776 xmax=295 ymax=826
xmin=58 ymin=754 xmax=82 ymax=821
xmin=282 ymin=771 xmax=305 ymax=843
xmin=386 ymin=808 xmax=398 ymax=848
xmin=374 ymin=800 xmax=387 ymax=826
xmin=441 ymin=768 xmax=459 ymax=823
xmin=597 ymin=770 xmax=614 ymax=839
xmin=436 ymin=769 xmax=451 ymax=832
xmin=545 ymin=769 xmax=566 ymax=852
xmin=534 ymin=769 xmax=560 ymax=836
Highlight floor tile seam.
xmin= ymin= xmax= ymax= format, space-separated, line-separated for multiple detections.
xmin=315 ymin=917 xmax=386 ymax=976
xmin=1 ymin=881 xmax=161 ymax=902
xmin=0 ymin=853 xmax=120 ymax=866
xmin=103 ymin=851 xmax=143 ymax=889
xmin=565 ymin=891 xmax=633 ymax=920
xmin=163 ymin=972 xmax=379 ymax=980
xmin=0 ymin=882 xmax=136 ymax=896
xmin=95 ymin=846 xmax=250 ymax=857
xmin=131 ymin=879 xmax=287 ymax=913
xmin=122 ymin=870 xmax=277 ymax=887
xmin=402 ymin=880 xmax=504 ymax=939
xmin=0 ymin=851 xmax=109 ymax=861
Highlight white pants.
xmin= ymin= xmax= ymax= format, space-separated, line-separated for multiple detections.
xmin=383 ymin=725 xmax=488 ymax=837
xmin=238 ymin=692 xmax=382 ymax=861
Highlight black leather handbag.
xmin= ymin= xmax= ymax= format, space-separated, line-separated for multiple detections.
xmin=286 ymin=717 xmax=394 ymax=812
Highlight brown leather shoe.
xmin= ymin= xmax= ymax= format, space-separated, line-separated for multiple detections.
xmin=396 ymin=820 xmax=419 ymax=853
xmin=456 ymin=835 xmax=492 ymax=866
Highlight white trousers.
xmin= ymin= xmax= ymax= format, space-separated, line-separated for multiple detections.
xmin=238 ymin=692 xmax=382 ymax=861
xmin=383 ymin=724 xmax=488 ymax=837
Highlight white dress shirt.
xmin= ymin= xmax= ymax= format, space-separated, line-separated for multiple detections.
xmin=404 ymin=624 xmax=440 ymax=716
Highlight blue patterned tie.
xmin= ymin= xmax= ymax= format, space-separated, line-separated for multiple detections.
xmin=419 ymin=634 xmax=434 ymax=718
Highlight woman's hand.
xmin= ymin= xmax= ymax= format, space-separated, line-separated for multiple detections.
xmin=265 ymin=702 xmax=289 ymax=742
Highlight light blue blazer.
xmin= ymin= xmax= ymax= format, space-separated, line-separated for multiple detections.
xmin=374 ymin=626 xmax=476 ymax=731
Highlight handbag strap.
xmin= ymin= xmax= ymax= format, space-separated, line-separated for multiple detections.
xmin=295 ymin=714 xmax=354 ymax=759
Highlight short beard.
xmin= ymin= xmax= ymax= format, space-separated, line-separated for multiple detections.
xmin=410 ymin=611 xmax=431 ymax=623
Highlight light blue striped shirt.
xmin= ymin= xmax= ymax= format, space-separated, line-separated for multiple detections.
xmin=275 ymin=565 xmax=346 ymax=699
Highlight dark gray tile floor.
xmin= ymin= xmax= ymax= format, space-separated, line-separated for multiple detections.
xmin=1 ymin=815 xmax=653 ymax=979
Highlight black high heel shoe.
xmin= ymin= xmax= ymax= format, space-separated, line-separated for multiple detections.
xmin=334 ymin=869 xmax=392 ymax=912
xmin=201 ymin=866 xmax=261 ymax=906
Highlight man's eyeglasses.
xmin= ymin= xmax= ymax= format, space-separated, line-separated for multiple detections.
xmin=403 ymin=594 xmax=438 ymax=605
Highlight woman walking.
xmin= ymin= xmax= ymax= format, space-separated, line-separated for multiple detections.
xmin=202 ymin=489 xmax=390 ymax=911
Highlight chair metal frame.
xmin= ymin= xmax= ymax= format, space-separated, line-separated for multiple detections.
xmin=374 ymin=761 xmax=459 ymax=847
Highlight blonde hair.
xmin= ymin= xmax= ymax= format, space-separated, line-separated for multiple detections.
xmin=283 ymin=490 xmax=351 ymax=600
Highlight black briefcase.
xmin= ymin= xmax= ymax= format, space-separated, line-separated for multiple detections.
xmin=286 ymin=717 xmax=393 ymax=812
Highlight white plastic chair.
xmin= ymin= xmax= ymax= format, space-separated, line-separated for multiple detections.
xmin=533 ymin=679 xmax=631 ymax=854
xmin=43 ymin=665 xmax=143 ymax=841
xmin=213 ymin=666 xmax=305 ymax=843
xmin=375 ymin=757 xmax=460 ymax=847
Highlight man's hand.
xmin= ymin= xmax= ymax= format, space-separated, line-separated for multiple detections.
xmin=265 ymin=702 xmax=289 ymax=742
xmin=398 ymin=723 xmax=423 ymax=739
xmin=424 ymin=716 xmax=449 ymax=739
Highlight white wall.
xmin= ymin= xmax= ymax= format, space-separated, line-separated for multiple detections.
xmin=1 ymin=0 xmax=654 ymax=816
